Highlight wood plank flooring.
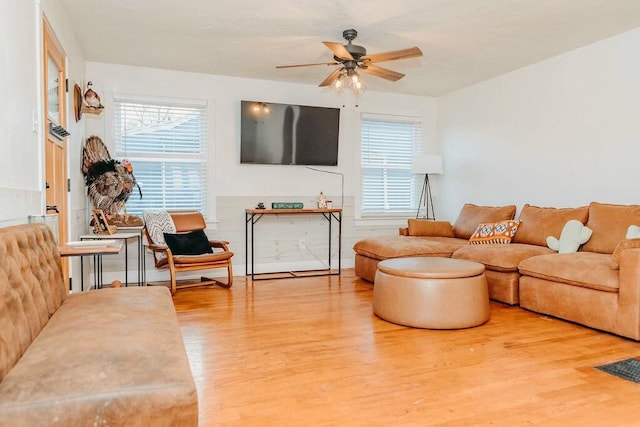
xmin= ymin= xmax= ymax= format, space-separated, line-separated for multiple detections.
xmin=171 ymin=269 xmax=640 ymax=426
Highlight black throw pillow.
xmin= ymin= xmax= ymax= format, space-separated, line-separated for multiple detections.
xmin=163 ymin=230 xmax=213 ymax=255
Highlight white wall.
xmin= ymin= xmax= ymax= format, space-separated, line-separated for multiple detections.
xmin=84 ymin=62 xmax=437 ymax=278
xmin=0 ymin=1 xmax=41 ymax=223
xmin=437 ymin=27 xmax=640 ymax=221
xmin=0 ymin=0 xmax=85 ymax=228
xmin=85 ymin=63 xmax=437 ymax=207
xmin=1 ymin=0 xmax=86 ymax=289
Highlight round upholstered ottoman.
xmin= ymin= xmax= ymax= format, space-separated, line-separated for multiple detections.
xmin=373 ymin=257 xmax=490 ymax=329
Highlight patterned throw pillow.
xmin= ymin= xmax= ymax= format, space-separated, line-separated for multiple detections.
xmin=143 ymin=210 xmax=177 ymax=259
xmin=469 ymin=220 xmax=520 ymax=245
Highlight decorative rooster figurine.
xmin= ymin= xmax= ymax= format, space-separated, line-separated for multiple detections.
xmin=81 ymin=135 xmax=142 ymax=226
xmin=83 ymin=81 xmax=104 ymax=109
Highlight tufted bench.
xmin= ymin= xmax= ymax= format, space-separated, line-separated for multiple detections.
xmin=0 ymin=224 xmax=198 ymax=426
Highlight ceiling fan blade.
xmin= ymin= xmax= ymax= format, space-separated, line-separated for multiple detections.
xmin=276 ymin=62 xmax=339 ymax=69
xmin=319 ymin=68 xmax=344 ymax=87
xmin=360 ymin=64 xmax=405 ymax=81
xmin=322 ymin=41 xmax=354 ymax=61
xmin=361 ymin=47 xmax=423 ymax=63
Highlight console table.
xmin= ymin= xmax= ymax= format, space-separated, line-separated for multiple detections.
xmin=245 ymin=208 xmax=342 ymax=280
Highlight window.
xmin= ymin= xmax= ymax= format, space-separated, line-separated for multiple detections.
xmin=360 ymin=115 xmax=423 ymax=216
xmin=114 ymin=97 xmax=207 ymax=216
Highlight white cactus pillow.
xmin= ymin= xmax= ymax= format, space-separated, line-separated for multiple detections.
xmin=546 ymin=219 xmax=592 ymax=254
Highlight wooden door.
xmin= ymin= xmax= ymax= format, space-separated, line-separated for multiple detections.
xmin=43 ymin=21 xmax=68 ymax=273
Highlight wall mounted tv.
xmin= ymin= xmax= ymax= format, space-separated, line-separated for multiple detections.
xmin=240 ymin=100 xmax=340 ymax=166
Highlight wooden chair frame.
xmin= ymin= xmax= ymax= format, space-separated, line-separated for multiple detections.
xmin=144 ymin=211 xmax=234 ymax=295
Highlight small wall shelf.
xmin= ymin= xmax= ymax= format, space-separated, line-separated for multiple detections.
xmin=81 ymin=105 xmax=104 ymax=116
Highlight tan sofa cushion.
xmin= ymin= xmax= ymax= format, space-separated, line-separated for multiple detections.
xmin=519 ymin=252 xmax=618 ymax=292
xmin=582 ymin=202 xmax=640 ymax=254
xmin=452 ymin=243 xmax=553 ymax=272
xmin=512 ymin=204 xmax=589 ymax=246
xmin=407 ymin=219 xmax=454 ymax=237
xmin=452 ymin=204 xmax=517 ymax=239
xmin=0 ymin=287 xmax=198 ymax=426
xmin=353 ymin=236 xmax=467 ymax=260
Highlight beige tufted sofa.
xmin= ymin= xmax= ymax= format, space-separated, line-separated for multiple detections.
xmin=0 ymin=224 xmax=198 ymax=426
xmin=354 ymin=202 xmax=640 ymax=340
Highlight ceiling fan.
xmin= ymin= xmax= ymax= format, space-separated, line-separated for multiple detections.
xmin=276 ymin=29 xmax=423 ymax=93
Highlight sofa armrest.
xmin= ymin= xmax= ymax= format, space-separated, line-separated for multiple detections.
xmin=399 ymin=227 xmax=409 ymax=236
xmin=618 ymin=248 xmax=640 ymax=301
xmin=617 ymin=248 xmax=640 ymax=338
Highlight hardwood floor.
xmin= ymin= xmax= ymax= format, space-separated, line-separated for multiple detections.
xmin=172 ymin=269 xmax=640 ymax=426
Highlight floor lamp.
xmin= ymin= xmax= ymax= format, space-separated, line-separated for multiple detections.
xmin=412 ymin=155 xmax=443 ymax=219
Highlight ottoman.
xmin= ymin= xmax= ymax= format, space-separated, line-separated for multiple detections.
xmin=373 ymin=257 xmax=490 ymax=329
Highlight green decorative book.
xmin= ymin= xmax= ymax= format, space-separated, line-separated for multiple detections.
xmin=271 ymin=202 xmax=304 ymax=209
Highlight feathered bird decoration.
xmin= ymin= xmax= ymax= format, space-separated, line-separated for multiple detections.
xmin=83 ymin=81 xmax=104 ymax=109
xmin=81 ymin=135 xmax=142 ymax=225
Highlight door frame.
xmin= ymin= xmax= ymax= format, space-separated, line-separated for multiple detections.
xmin=42 ymin=19 xmax=69 ymax=273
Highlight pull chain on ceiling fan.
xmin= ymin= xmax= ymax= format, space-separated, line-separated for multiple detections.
xmin=276 ymin=29 xmax=423 ymax=94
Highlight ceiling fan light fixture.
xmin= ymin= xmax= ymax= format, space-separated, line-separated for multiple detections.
xmin=346 ymin=70 xmax=365 ymax=95
xmin=352 ymin=78 xmax=365 ymax=95
xmin=333 ymin=69 xmax=365 ymax=95
xmin=278 ymin=29 xmax=422 ymax=95
xmin=334 ymin=73 xmax=346 ymax=92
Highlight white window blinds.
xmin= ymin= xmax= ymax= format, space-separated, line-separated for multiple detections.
xmin=114 ymin=97 xmax=207 ymax=216
xmin=360 ymin=115 xmax=423 ymax=216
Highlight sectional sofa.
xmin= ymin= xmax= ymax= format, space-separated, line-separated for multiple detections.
xmin=353 ymin=202 xmax=640 ymax=340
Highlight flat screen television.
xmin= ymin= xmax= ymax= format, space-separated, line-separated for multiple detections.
xmin=240 ymin=100 xmax=340 ymax=166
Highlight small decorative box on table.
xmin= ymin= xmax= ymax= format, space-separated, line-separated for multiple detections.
xmin=271 ymin=202 xmax=304 ymax=209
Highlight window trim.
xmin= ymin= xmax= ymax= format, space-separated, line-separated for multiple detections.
xmin=112 ymin=94 xmax=212 ymax=219
xmin=358 ymin=113 xmax=425 ymax=220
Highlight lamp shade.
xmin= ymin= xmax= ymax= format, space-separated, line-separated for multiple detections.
xmin=412 ymin=155 xmax=443 ymax=174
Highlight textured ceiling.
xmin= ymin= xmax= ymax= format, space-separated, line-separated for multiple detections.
xmin=59 ymin=0 xmax=640 ymax=96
